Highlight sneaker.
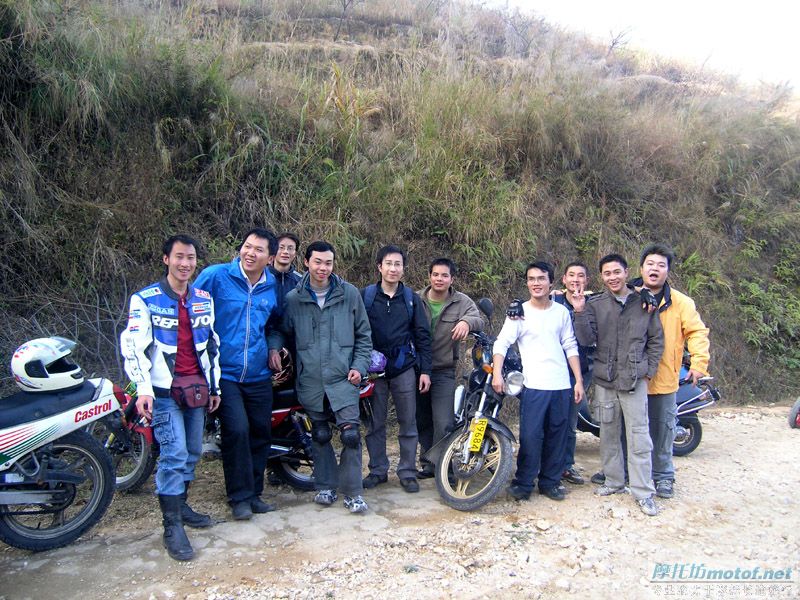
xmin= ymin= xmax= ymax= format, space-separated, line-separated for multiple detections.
xmin=362 ymin=474 xmax=388 ymax=489
xmin=343 ymin=495 xmax=369 ymax=514
xmin=595 ymin=484 xmax=627 ymax=496
xmin=314 ymin=489 xmax=338 ymax=506
xmin=400 ymin=477 xmax=420 ymax=493
xmin=231 ymin=501 xmax=253 ymax=521
xmin=637 ymin=496 xmax=659 ymax=516
xmin=590 ymin=471 xmax=606 ymax=485
xmin=655 ymin=480 xmax=674 ymax=499
xmin=538 ymin=485 xmax=566 ymax=501
xmin=562 ymin=466 xmax=585 ymax=485
xmin=507 ymin=484 xmax=531 ymax=501
xmin=251 ymin=497 xmax=276 ymax=513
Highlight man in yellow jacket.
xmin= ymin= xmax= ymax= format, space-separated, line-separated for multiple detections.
xmin=637 ymin=243 xmax=710 ymax=499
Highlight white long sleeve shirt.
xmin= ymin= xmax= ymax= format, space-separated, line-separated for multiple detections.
xmin=492 ymin=301 xmax=578 ymax=391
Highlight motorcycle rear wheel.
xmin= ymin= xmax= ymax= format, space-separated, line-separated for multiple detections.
xmin=789 ymin=398 xmax=800 ymax=429
xmin=435 ymin=427 xmax=514 ymax=511
xmin=0 ymin=430 xmax=115 ymax=551
xmin=87 ymin=416 xmax=156 ymax=492
xmin=272 ymin=452 xmax=315 ymax=491
xmin=672 ymin=415 xmax=702 ymax=456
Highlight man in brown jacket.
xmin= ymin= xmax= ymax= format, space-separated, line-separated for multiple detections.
xmin=416 ymin=258 xmax=484 ymax=478
xmin=572 ymin=253 xmax=664 ymax=516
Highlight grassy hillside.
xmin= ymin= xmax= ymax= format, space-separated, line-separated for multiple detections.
xmin=1 ymin=0 xmax=799 ymax=400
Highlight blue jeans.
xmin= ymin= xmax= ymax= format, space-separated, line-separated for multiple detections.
xmin=152 ymin=394 xmax=205 ymax=496
xmin=513 ymin=387 xmax=571 ymax=493
xmin=563 ymin=370 xmax=592 ymax=470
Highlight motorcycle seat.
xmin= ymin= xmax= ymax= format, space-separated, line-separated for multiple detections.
xmin=0 ymin=381 xmax=98 ymax=429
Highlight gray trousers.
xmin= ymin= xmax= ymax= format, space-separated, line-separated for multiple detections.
xmin=307 ymin=403 xmax=363 ymax=497
xmin=648 ymin=392 xmax=677 ymax=482
xmin=595 ymin=380 xmax=655 ymax=500
xmin=417 ymin=369 xmax=457 ymax=469
xmin=364 ymin=367 xmax=418 ymax=480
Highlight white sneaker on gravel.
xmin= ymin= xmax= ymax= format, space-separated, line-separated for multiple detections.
xmin=595 ymin=484 xmax=627 ymax=496
xmin=314 ymin=489 xmax=338 ymax=506
xmin=637 ymin=496 xmax=659 ymax=516
xmin=344 ymin=495 xmax=368 ymax=514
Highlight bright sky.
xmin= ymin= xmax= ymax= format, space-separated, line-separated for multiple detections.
xmin=497 ymin=0 xmax=798 ymax=86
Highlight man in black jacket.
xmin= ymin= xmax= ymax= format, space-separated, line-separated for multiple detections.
xmin=362 ymin=245 xmax=432 ymax=493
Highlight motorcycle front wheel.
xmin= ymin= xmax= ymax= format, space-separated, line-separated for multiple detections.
xmin=789 ymin=398 xmax=800 ymax=429
xmin=672 ymin=415 xmax=702 ymax=456
xmin=272 ymin=451 xmax=315 ymax=491
xmin=435 ymin=427 xmax=514 ymax=511
xmin=0 ymin=430 xmax=115 ymax=551
xmin=87 ymin=416 xmax=156 ymax=492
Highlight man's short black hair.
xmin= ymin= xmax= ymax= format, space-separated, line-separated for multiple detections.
xmin=640 ymin=243 xmax=674 ymax=270
xmin=429 ymin=257 xmax=457 ymax=276
xmin=305 ymin=240 xmax=336 ymax=261
xmin=277 ymin=232 xmax=300 ymax=251
xmin=525 ymin=261 xmax=554 ymax=283
xmin=162 ymin=234 xmax=200 ymax=259
xmin=599 ymin=253 xmax=628 ymax=272
xmin=376 ymin=244 xmax=407 ymax=266
xmin=563 ymin=261 xmax=589 ymax=276
xmin=239 ymin=227 xmax=277 ymax=255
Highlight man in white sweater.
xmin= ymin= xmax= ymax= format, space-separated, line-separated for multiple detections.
xmin=492 ymin=261 xmax=585 ymax=501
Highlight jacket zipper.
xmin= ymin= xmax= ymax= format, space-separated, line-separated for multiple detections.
xmin=241 ymin=288 xmax=252 ymax=383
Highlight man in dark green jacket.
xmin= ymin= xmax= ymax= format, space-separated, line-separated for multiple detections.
xmin=274 ymin=241 xmax=373 ymax=513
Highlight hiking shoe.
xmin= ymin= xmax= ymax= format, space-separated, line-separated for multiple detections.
xmin=417 ymin=467 xmax=435 ymax=479
xmin=507 ymin=484 xmax=531 ymax=501
xmin=251 ymin=497 xmax=276 ymax=513
xmin=314 ymin=489 xmax=338 ymax=506
xmin=590 ymin=471 xmax=606 ymax=485
xmin=400 ymin=477 xmax=420 ymax=493
xmin=637 ymin=496 xmax=659 ymax=516
xmin=655 ymin=480 xmax=674 ymax=499
xmin=362 ymin=474 xmax=388 ymax=489
xmin=344 ymin=495 xmax=369 ymax=514
xmin=231 ymin=501 xmax=253 ymax=521
xmin=539 ymin=485 xmax=566 ymax=501
xmin=562 ymin=467 xmax=585 ymax=485
xmin=595 ymin=484 xmax=627 ymax=496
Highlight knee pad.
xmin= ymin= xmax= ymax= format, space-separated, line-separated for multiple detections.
xmin=340 ymin=423 xmax=361 ymax=449
xmin=311 ymin=422 xmax=332 ymax=445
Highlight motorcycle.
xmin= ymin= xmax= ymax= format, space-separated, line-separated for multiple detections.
xmin=204 ymin=370 xmax=382 ymax=492
xmin=428 ymin=298 xmax=521 ymax=511
xmin=0 ymin=338 xmax=118 ymax=551
xmin=86 ymin=382 xmax=157 ymax=492
xmin=576 ymin=366 xmax=720 ymax=456
xmin=789 ymin=398 xmax=800 ymax=429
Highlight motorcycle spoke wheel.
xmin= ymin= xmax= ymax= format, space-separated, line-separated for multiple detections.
xmin=435 ymin=428 xmax=514 ymax=511
xmin=88 ymin=417 xmax=155 ymax=492
xmin=672 ymin=415 xmax=702 ymax=456
xmin=789 ymin=398 xmax=800 ymax=429
xmin=0 ymin=431 xmax=114 ymax=551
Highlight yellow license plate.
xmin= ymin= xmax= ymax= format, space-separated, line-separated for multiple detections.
xmin=469 ymin=418 xmax=488 ymax=452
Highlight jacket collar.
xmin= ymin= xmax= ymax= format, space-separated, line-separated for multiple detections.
xmin=159 ymin=277 xmax=189 ymax=301
xmin=228 ymin=257 xmax=274 ymax=289
xmin=421 ymin=284 xmax=454 ymax=305
xmin=299 ymin=272 xmax=342 ymax=302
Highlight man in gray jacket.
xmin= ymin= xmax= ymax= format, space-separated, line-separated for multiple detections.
xmin=274 ymin=241 xmax=373 ymax=513
xmin=416 ymin=258 xmax=483 ymax=478
xmin=571 ymin=253 xmax=664 ymax=516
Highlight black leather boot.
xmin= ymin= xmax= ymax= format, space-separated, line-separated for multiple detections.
xmin=180 ymin=482 xmax=212 ymax=528
xmin=158 ymin=494 xmax=194 ymax=561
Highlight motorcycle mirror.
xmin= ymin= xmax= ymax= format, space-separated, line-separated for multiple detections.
xmin=477 ymin=298 xmax=494 ymax=319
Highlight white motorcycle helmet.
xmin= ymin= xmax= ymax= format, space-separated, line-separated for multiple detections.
xmin=11 ymin=337 xmax=85 ymax=393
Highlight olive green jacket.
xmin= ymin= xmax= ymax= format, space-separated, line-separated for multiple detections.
xmin=276 ymin=273 xmax=372 ymax=412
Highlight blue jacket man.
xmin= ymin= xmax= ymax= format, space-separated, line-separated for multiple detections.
xmin=193 ymin=228 xmax=284 ymax=521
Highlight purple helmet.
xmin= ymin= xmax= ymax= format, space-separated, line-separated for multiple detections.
xmin=369 ymin=350 xmax=387 ymax=373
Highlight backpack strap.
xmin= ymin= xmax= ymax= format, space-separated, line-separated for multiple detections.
xmin=402 ymin=285 xmax=414 ymax=322
xmin=362 ymin=284 xmax=378 ymax=312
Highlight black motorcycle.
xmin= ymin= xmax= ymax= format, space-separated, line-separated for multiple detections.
xmin=576 ymin=367 xmax=720 ymax=456
xmin=428 ymin=298 xmax=521 ymax=511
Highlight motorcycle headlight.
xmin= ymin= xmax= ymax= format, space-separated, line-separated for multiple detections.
xmin=503 ymin=371 xmax=524 ymax=397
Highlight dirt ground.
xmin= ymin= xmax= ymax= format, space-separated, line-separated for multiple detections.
xmin=1 ymin=405 xmax=798 ymax=600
